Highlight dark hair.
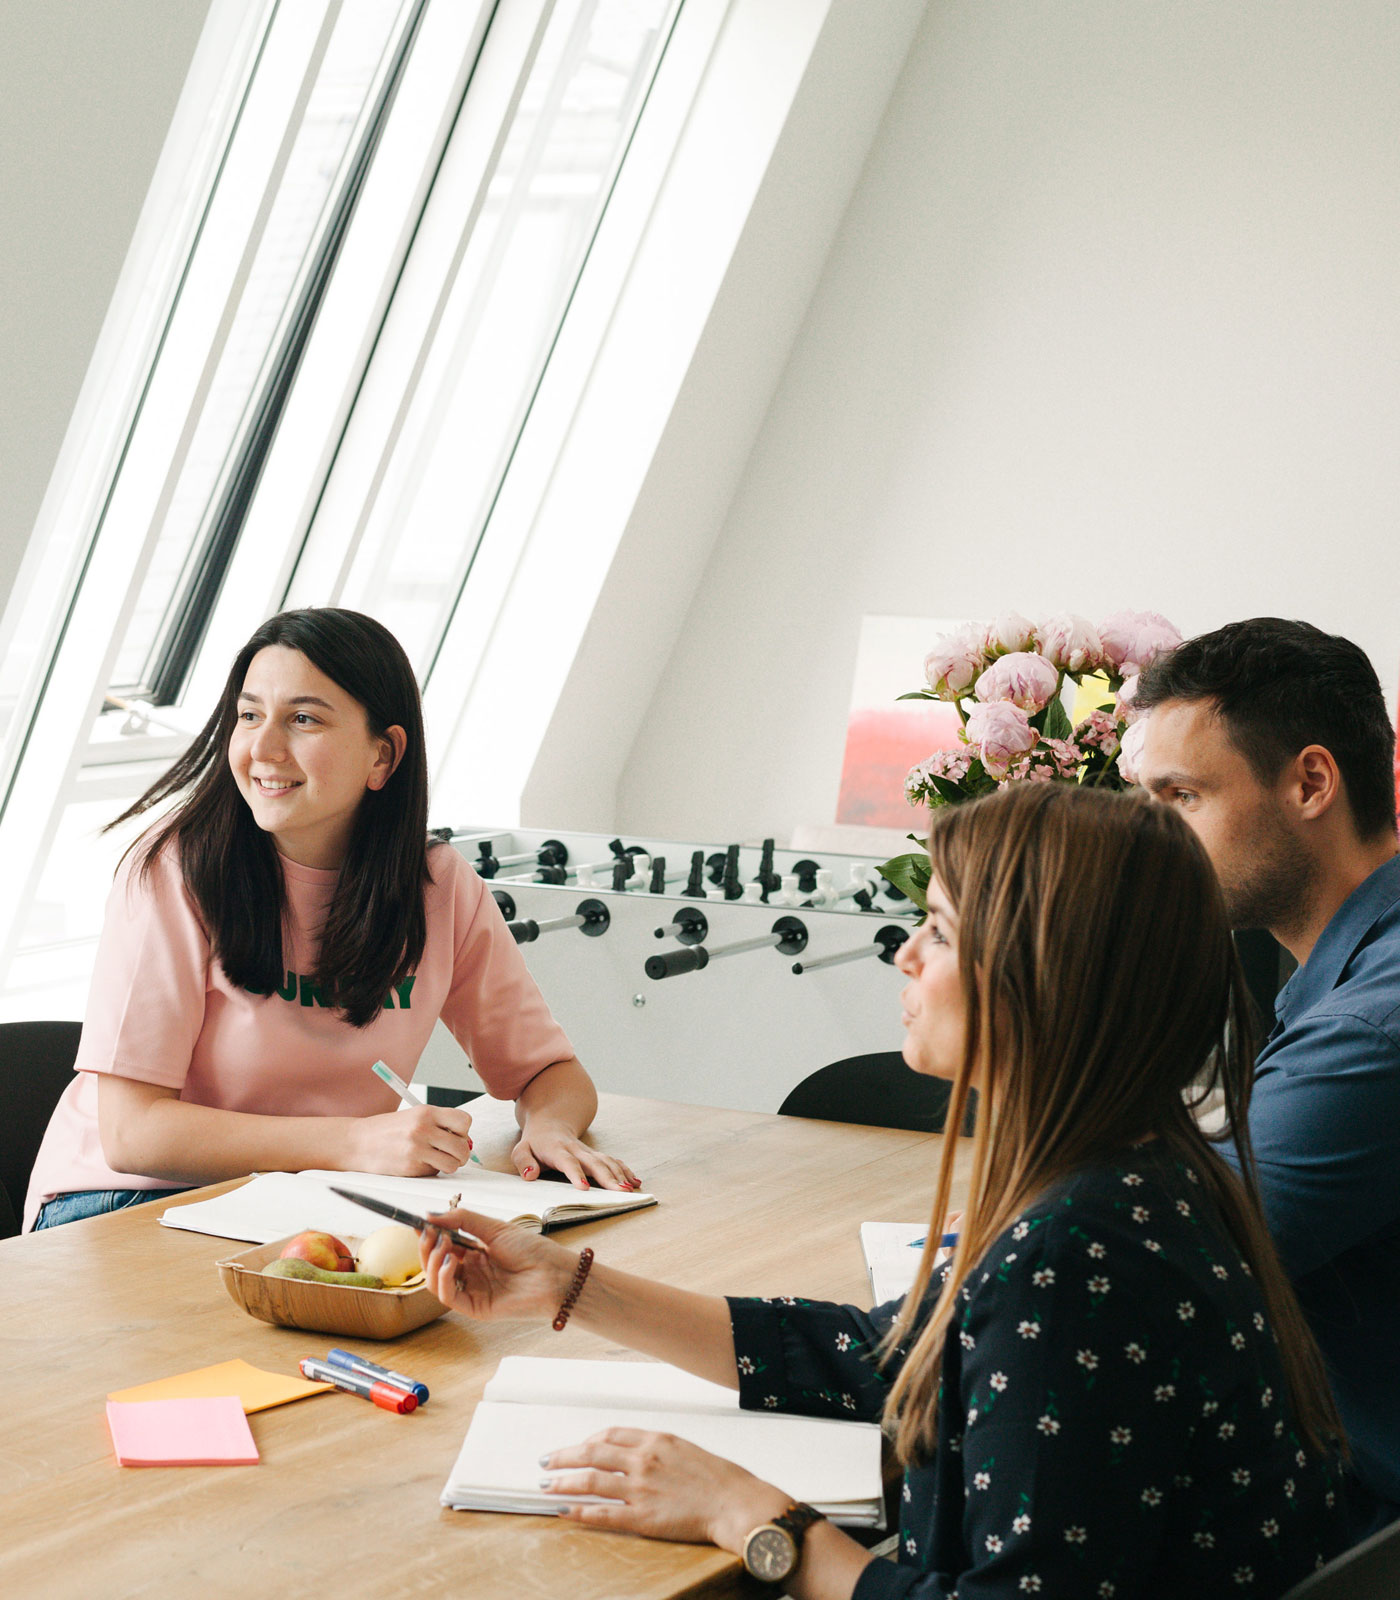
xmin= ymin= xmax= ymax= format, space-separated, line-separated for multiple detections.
xmin=109 ymin=608 xmax=432 ymax=1027
xmin=1135 ymin=617 xmax=1397 ymax=839
xmin=884 ymin=784 xmax=1341 ymax=1465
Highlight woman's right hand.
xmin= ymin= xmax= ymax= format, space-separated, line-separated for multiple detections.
xmin=346 ymin=1104 xmax=476 ymax=1176
xmin=420 ymin=1208 xmax=576 ymax=1323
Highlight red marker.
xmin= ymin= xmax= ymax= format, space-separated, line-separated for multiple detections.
xmin=300 ymin=1357 xmax=417 ymax=1413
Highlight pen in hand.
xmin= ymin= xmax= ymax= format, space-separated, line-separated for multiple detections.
xmin=371 ymin=1060 xmax=482 ymax=1167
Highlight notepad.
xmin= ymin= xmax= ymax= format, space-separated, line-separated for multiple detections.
xmin=106 ymin=1396 xmax=259 ymax=1467
xmin=859 ymin=1221 xmax=928 ymax=1305
xmin=108 ymin=1358 xmax=332 ymax=1412
xmin=440 ymin=1357 xmax=883 ymax=1526
xmin=159 ymin=1168 xmax=655 ymax=1244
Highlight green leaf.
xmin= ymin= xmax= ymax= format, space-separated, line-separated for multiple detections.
xmin=896 ymin=689 xmax=939 ymax=701
xmin=1041 ymin=698 xmax=1073 ymax=742
xmin=878 ymin=853 xmax=930 ymax=911
xmin=926 ymin=774 xmax=967 ymax=805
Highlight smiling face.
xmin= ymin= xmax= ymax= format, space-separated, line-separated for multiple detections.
xmin=894 ymin=876 xmax=968 ymax=1081
xmin=1136 ymin=698 xmax=1313 ymax=931
xmin=227 ymin=645 xmax=404 ymax=869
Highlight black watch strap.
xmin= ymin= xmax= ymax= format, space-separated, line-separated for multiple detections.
xmin=775 ymin=1501 xmax=825 ymax=1540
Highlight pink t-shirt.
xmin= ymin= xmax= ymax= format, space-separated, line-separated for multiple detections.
xmin=24 ymin=841 xmax=573 ymax=1230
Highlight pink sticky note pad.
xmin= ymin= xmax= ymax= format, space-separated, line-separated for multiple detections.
xmin=106 ymin=1395 xmax=259 ymax=1467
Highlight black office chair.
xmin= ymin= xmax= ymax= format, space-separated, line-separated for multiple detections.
xmin=1281 ymin=1515 xmax=1400 ymax=1599
xmin=778 ymin=1050 xmax=970 ymax=1134
xmin=0 ymin=1019 xmax=83 ymax=1238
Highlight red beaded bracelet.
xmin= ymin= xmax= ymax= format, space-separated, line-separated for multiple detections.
xmin=552 ymin=1247 xmax=595 ymax=1331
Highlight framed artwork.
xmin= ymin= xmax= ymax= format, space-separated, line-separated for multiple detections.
xmin=835 ymin=615 xmax=964 ymax=831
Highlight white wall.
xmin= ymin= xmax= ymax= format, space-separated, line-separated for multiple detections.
xmin=611 ymin=0 xmax=1400 ymax=843
xmin=0 ymin=0 xmax=211 ymax=614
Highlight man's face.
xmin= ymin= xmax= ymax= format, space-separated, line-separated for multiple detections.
xmin=1137 ymin=699 xmax=1313 ymax=931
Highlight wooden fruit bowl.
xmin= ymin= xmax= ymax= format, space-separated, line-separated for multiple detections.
xmin=216 ymin=1235 xmax=448 ymax=1340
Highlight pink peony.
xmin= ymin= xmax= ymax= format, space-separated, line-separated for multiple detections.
xmin=981 ymin=611 xmax=1038 ymax=659
xmin=975 ymin=651 xmax=1061 ymax=713
xmin=1118 ymin=718 xmax=1149 ymax=785
xmin=1097 ymin=611 xmax=1182 ymax=679
xmin=924 ymin=624 xmax=987 ymax=700
xmin=967 ymin=700 xmax=1037 ymax=777
xmin=1037 ymin=613 xmax=1103 ymax=674
xmin=1115 ymin=673 xmax=1143 ymax=724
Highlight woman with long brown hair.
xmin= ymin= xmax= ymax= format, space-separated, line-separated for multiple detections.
xmin=416 ymin=784 xmax=1350 ymax=1598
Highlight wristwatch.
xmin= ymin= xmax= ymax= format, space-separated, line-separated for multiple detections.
xmin=742 ymin=1501 xmax=826 ymax=1583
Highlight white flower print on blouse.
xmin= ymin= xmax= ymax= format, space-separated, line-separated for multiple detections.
xmin=973 ymin=1470 xmax=992 ymax=1490
xmin=1087 ymin=1242 xmax=1107 ymax=1259
xmin=1177 ymin=1300 xmax=1196 ymax=1321
xmin=1110 ymin=1426 xmax=1132 ymax=1446
xmin=1124 ymin=1342 xmax=1146 ymax=1363
xmin=989 ymin=1371 xmax=1009 ymax=1391
xmin=1032 ymin=1267 xmax=1055 ymax=1288
xmin=834 ymin=1331 xmax=852 ymax=1352
xmin=1122 ymin=1173 xmax=1143 ymax=1186
xmin=1088 ymin=1275 xmax=1110 ymax=1295
xmin=1037 ymin=1414 xmax=1061 ymax=1435
xmin=1141 ymin=1486 xmax=1163 ymax=1507
xmin=1017 ymin=1319 xmax=1040 ymax=1339
xmin=1012 ymin=1513 xmax=1031 ymax=1535
xmin=1065 ymin=1526 xmax=1087 ymax=1544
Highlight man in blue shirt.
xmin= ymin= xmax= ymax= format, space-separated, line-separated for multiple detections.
xmin=1136 ymin=618 xmax=1400 ymax=1525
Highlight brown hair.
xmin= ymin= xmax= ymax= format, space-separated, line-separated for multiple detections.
xmin=883 ymin=782 xmax=1340 ymax=1465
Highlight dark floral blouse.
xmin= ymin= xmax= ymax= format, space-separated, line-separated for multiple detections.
xmin=727 ymin=1149 xmax=1349 ymax=1599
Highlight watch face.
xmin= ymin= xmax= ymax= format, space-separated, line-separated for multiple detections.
xmin=745 ymin=1526 xmax=797 ymax=1582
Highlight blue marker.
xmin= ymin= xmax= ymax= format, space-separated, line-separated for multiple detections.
xmin=909 ymin=1232 xmax=960 ymax=1250
xmin=371 ymin=1060 xmax=481 ymax=1165
xmin=325 ymin=1347 xmax=428 ymax=1406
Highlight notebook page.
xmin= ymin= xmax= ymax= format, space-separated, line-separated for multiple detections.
xmin=859 ymin=1221 xmax=928 ymax=1306
xmin=160 ymin=1168 xmax=654 ymax=1243
xmin=484 ymin=1357 xmax=742 ymax=1414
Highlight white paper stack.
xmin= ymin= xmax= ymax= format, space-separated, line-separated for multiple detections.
xmin=441 ymin=1356 xmax=884 ymax=1526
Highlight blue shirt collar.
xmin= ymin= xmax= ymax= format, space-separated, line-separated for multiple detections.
xmin=1274 ymin=851 xmax=1400 ymax=1027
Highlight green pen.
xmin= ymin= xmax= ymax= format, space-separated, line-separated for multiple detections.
xmin=370 ymin=1060 xmax=482 ymax=1166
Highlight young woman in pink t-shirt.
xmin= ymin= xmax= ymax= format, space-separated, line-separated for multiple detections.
xmin=27 ymin=607 xmax=636 ymax=1230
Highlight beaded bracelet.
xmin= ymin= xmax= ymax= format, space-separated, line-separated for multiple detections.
xmin=552 ymin=1246 xmax=595 ymax=1331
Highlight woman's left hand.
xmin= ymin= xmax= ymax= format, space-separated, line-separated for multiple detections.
xmin=540 ymin=1427 xmax=790 ymax=1551
xmin=512 ymin=1121 xmax=639 ymax=1190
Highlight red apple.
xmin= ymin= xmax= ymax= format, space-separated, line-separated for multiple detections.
xmin=279 ymin=1230 xmax=355 ymax=1274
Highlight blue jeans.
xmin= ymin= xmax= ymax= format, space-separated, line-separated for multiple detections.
xmin=33 ymin=1186 xmax=191 ymax=1230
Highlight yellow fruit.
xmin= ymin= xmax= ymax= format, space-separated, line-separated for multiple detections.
xmin=355 ymin=1224 xmax=422 ymax=1287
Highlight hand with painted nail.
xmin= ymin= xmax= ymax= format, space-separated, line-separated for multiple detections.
xmin=539 ymin=1427 xmax=788 ymax=1551
xmin=511 ymin=1121 xmax=640 ymax=1192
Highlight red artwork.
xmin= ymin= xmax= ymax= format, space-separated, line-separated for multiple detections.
xmin=836 ymin=702 xmax=962 ymax=831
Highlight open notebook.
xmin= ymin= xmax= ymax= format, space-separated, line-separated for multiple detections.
xmin=159 ymin=1167 xmax=654 ymax=1243
xmin=859 ymin=1222 xmax=927 ymax=1306
xmin=441 ymin=1357 xmax=884 ymax=1526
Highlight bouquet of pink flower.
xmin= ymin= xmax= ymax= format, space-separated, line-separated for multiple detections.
xmin=883 ymin=609 xmax=1181 ymax=906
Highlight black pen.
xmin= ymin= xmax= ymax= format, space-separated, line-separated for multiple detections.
xmin=328 ymin=1185 xmax=489 ymax=1253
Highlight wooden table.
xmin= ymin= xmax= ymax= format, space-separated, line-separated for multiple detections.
xmin=0 ymin=1094 xmax=966 ymax=1600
